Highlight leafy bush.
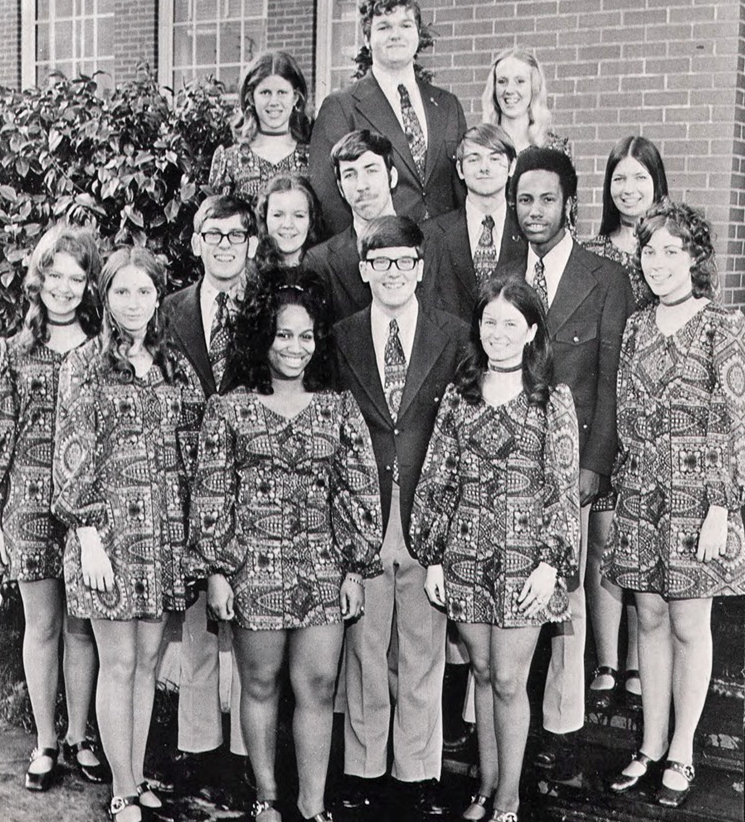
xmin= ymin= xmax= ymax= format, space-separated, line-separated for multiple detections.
xmin=0 ymin=66 xmax=235 ymax=335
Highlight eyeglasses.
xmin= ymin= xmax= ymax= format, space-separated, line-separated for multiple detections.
xmin=364 ymin=256 xmax=419 ymax=272
xmin=200 ymin=230 xmax=249 ymax=246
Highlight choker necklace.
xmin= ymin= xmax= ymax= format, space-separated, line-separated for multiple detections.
xmin=488 ymin=362 xmax=522 ymax=373
xmin=257 ymin=126 xmax=290 ymax=136
xmin=659 ymin=291 xmax=694 ymax=307
xmin=47 ymin=316 xmax=78 ymax=327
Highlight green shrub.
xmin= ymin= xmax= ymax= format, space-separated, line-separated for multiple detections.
xmin=0 ymin=66 xmax=235 ymax=335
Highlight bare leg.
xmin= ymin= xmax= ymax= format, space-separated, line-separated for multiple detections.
xmin=456 ymin=623 xmax=497 ymax=798
xmin=289 ymin=623 xmax=344 ymax=819
xmin=585 ymin=510 xmax=622 ymax=689
xmin=624 ymin=601 xmax=641 ymax=694
xmin=490 ymin=625 xmax=541 ymax=815
xmin=664 ymin=598 xmax=713 ymax=789
xmin=91 ymin=619 xmax=141 ymax=822
xmin=62 ymin=612 xmax=100 ymax=766
xmin=18 ymin=579 xmax=63 ymax=773
xmin=233 ymin=627 xmax=286 ymax=812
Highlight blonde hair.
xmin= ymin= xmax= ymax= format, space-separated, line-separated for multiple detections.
xmin=481 ymin=47 xmax=553 ymax=148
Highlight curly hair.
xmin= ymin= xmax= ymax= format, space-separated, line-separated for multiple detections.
xmin=599 ymin=135 xmax=669 ymax=237
xmin=254 ymin=174 xmax=325 ymax=270
xmin=635 ymin=199 xmax=719 ymax=301
xmin=229 ymin=266 xmax=336 ymax=394
xmin=235 ymin=51 xmax=311 ymax=144
xmin=98 ymin=246 xmax=185 ymax=384
xmin=455 ymin=277 xmax=553 ymax=409
xmin=509 ymin=146 xmax=577 ymax=211
xmin=18 ymin=223 xmax=102 ymax=354
xmin=481 ymin=47 xmax=553 ymax=148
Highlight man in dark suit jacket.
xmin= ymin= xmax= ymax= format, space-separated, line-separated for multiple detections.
xmin=304 ymin=129 xmax=398 ymax=321
xmin=161 ymin=195 xmax=257 ymax=783
xmin=503 ymin=147 xmax=635 ymax=774
xmin=309 ymin=0 xmax=466 ymax=236
xmin=334 ymin=216 xmax=469 ymax=817
xmin=421 ymin=123 xmax=526 ymax=322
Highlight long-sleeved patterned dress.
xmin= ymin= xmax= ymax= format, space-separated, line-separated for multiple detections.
xmin=603 ymin=302 xmax=745 ymax=598
xmin=411 ymin=383 xmax=580 ymax=627
xmin=584 ymin=234 xmax=654 ymax=312
xmin=208 ymin=141 xmax=309 ymax=204
xmin=188 ymin=388 xmax=382 ymax=631
xmin=0 ymin=336 xmax=86 ymax=582
xmin=52 ymin=339 xmax=204 ymax=620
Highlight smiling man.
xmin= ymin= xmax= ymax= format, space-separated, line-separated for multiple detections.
xmin=333 ymin=215 xmax=469 ymax=817
xmin=309 ymin=0 xmax=466 ymax=235
xmin=501 ymin=147 xmax=634 ymax=778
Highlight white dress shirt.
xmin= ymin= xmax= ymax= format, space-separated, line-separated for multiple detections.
xmin=526 ymin=231 xmax=574 ymax=308
xmin=199 ymin=278 xmax=238 ymax=349
xmin=372 ymin=65 xmax=429 ymax=146
xmin=370 ymin=297 xmax=419 ymax=388
xmin=465 ymin=197 xmax=507 ymax=258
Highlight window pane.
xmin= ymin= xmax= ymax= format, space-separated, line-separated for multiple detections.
xmin=244 ymin=0 xmax=265 ymax=16
xmin=174 ymin=1 xmax=190 ymax=24
xmin=219 ymin=65 xmax=240 ymax=94
xmin=173 ymin=68 xmax=190 ymax=89
xmin=173 ymin=25 xmax=192 ymax=68
xmin=56 ymin=20 xmax=73 ymax=60
xmin=57 ymin=0 xmax=73 ymax=17
xmin=37 ymin=0 xmax=50 ymax=21
xmin=219 ymin=23 xmax=241 ymax=65
xmin=99 ymin=16 xmax=114 ymax=57
xmin=195 ymin=25 xmax=217 ymax=66
xmin=98 ymin=0 xmax=114 ymax=13
xmin=196 ymin=0 xmax=217 ymax=21
xmin=37 ymin=22 xmax=50 ymax=62
xmin=54 ymin=60 xmax=73 ymax=79
xmin=226 ymin=0 xmax=243 ymax=18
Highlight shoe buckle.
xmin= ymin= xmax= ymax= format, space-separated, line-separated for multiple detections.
xmin=110 ymin=796 xmax=131 ymax=814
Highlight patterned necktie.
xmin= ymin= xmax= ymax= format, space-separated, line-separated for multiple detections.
xmin=384 ymin=318 xmax=407 ymax=483
xmin=473 ymin=214 xmax=497 ymax=285
xmin=532 ymin=258 xmax=549 ymax=312
xmin=397 ymin=84 xmax=427 ymax=184
xmin=209 ymin=291 xmax=230 ymax=388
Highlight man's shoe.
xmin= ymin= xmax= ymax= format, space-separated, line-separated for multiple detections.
xmin=443 ymin=722 xmax=476 ymax=754
xmin=409 ymin=778 xmax=448 ymax=817
xmin=340 ymin=775 xmax=379 ymax=811
xmin=534 ymin=732 xmax=579 ymax=779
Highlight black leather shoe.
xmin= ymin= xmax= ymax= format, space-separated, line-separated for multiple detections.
xmin=588 ymin=666 xmax=618 ymax=710
xmin=443 ymin=722 xmax=476 ymax=754
xmin=340 ymin=775 xmax=378 ymax=811
xmin=62 ymin=738 xmax=109 ymax=784
xmin=410 ymin=778 xmax=448 ymax=817
xmin=534 ymin=732 xmax=579 ymax=780
xmin=25 ymin=746 xmax=59 ymax=792
xmin=608 ymin=750 xmax=664 ymax=794
xmin=657 ymin=760 xmax=695 ymax=808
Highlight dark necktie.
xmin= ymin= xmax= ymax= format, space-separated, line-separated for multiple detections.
xmin=473 ymin=214 xmax=498 ymax=286
xmin=209 ymin=291 xmax=230 ymax=388
xmin=397 ymin=84 xmax=427 ymax=185
xmin=384 ymin=318 xmax=407 ymax=483
xmin=532 ymin=258 xmax=549 ymax=313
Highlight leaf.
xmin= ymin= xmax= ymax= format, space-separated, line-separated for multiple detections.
xmin=0 ymin=185 xmax=17 ymax=202
xmin=48 ymin=128 xmax=63 ymax=151
xmin=124 ymin=205 xmax=144 ymax=227
xmin=15 ymin=157 xmax=29 ymax=177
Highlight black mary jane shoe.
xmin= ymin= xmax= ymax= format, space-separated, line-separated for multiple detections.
xmin=25 ymin=746 xmax=59 ymax=792
xmin=657 ymin=760 xmax=695 ymax=808
xmin=623 ymin=669 xmax=642 ymax=710
xmin=608 ymin=750 xmax=664 ymax=794
xmin=62 ymin=738 xmax=109 ymax=784
xmin=110 ymin=795 xmax=141 ymax=820
xmin=588 ymin=666 xmax=618 ymax=710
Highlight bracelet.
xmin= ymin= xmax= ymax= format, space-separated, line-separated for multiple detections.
xmin=346 ymin=574 xmax=364 ymax=586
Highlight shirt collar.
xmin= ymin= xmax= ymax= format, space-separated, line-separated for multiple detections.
xmin=527 ymin=230 xmax=574 ymax=280
xmin=372 ymin=63 xmax=418 ymax=97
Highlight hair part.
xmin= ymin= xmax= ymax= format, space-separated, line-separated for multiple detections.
xmin=330 ymin=129 xmax=395 ymax=181
xmin=456 ymin=122 xmax=517 ymax=165
xmin=357 ymin=215 xmax=424 ymax=260
xmin=599 ymin=135 xmax=669 ymax=236
xmin=19 ymin=222 xmax=102 ymax=354
xmin=193 ymin=194 xmax=256 ymax=235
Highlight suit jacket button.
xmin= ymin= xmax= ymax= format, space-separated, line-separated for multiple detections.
xmin=385 ymin=464 xmax=392 ymax=471
xmin=573 ymin=335 xmax=579 ymax=343
xmin=394 ymin=428 xmax=399 ymax=435
xmin=582 ymin=423 xmax=588 ymax=429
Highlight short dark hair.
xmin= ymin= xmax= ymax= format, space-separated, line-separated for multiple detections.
xmin=456 ymin=123 xmax=516 ymax=166
xmin=510 ymin=146 xmax=578 ymax=208
xmin=193 ymin=194 xmax=256 ymax=235
xmin=357 ymin=215 xmax=423 ymax=260
xmin=358 ymin=0 xmax=422 ymax=40
xmin=599 ymin=135 xmax=669 ymax=236
xmin=330 ymin=129 xmax=395 ymax=180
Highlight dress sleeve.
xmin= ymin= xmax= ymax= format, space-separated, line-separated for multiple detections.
xmin=611 ymin=314 xmax=639 ymax=486
xmin=51 ymin=351 xmax=109 ymax=529
xmin=187 ymin=395 xmax=243 ymax=577
xmin=329 ymin=391 xmax=383 ymax=579
xmin=537 ymin=384 xmax=581 ymax=576
xmin=0 ymin=339 xmax=18 ymax=494
xmin=705 ymin=308 xmax=745 ymax=512
xmin=208 ymin=144 xmax=231 ymax=195
xmin=410 ymin=384 xmax=462 ymax=567
xmin=176 ymin=359 xmax=206 ymax=483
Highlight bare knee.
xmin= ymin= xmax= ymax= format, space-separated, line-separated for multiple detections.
xmin=25 ymin=607 xmax=63 ymax=646
xmin=491 ymin=670 xmax=523 ymax=704
xmin=469 ymin=654 xmax=491 ymax=687
xmin=242 ymin=664 xmax=282 ymax=702
xmin=636 ymin=600 xmax=669 ymax=636
xmin=292 ymin=668 xmax=336 ymax=709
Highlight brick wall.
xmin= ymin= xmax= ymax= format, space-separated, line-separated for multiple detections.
xmin=113 ymin=1 xmax=158 ymax=83
xmin=266 ymin=0 xmax=316 ymax=103
xmin=415 ymin=0 xmax=744 ymax=305
xmin=0 ymin=2 xmax=20 ymax=89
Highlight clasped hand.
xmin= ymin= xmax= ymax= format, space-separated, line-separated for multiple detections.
xmin=697 ymin=505 xmax=728 ymax=562
xmin=518 ymin=561 xmax=557 ymax=618
xmin=340 ymin=573 xmax=365 ymax=620
xmin=78 ymin=526 xmax=114 ymax=592
xmin=208 ymin=573 xmax=234 ymax=620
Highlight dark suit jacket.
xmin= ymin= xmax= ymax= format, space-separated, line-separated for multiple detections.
xmin=334 ymin=304 xmax=469 ymax=547
xmin=163 ymin=281 xmax=240 ymax=399
xmin=503 ymin=241 xmax=634 ymax=477
xmin=309 ymin=73 xmax=467 ymax=236
xmin=420 ymin=204 xmax=526 ymax=322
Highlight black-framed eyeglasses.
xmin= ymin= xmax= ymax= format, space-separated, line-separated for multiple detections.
xmin=364 ymin=256 xmax=419 ymax=272
xmin=200 ymin=229 xmax=249 ymax=246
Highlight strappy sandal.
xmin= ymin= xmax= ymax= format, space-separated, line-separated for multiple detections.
xmin=657 ymin=760 xmax=695 ymax=808
xmin=608 ymin=750 xmax=664 ymax=793
xmin=623 ymin=669 xmax=642 ymax=708
xmin=25 ymin=746 xmax=59 ymax=792
xmin=462 ymin=793 xmax=490 ymax=820
xmin=489 ymin=810 xmax=518 ymax=822
xmin=251 ymin=799 xmax=281 ymax=821
xmin=588 ymin=665 xmax=618 ymax=709
xmin=62 ymin=738 xmax=108 ymax=783
xmin=109 ymin=795 xmax=141 ymax=821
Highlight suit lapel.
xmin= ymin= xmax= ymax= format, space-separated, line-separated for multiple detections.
xmin=340 ymin=309 xmax=392 ymax=425
xmin=169 ymin=282 xmax=216 ymax=394
xmin=548 ymin=242 xmax=598 ymax=336
xmin=447 ymin=209 xmax=478 ymax=300
xmin=330 ymin=227 xmax=370 ymax=308
xmin=498 ymin=208 xmax=527 ymax=268
xmin=420 ymin=81 xmax=449 ymax=187
xmin=398 ymin=307 xmax=448 ymax=420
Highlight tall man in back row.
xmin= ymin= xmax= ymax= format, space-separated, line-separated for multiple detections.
xmin=502 ymin=148 xmax=635 ymax=775
xmin=309 ymin=0 xmax=466 ymax=235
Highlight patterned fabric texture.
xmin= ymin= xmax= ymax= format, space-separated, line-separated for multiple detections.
xmin=398 ymin=83 xmax=427 ymax=184
xmin=603 ymin=303 xmax=745 ymax=598
xmin=52 ymin=339 xmax=204 ymax=620
xmin=584 ymin=234 xmax=654 ymax=311
xmin=472 ymin=214 xmax=498 ymax=286
xmin=208 ymin=141 xmax=309 ymax=205
xmin=411 ymin=383 xmax=580 ymax=627
xmin=188 ymin=389 xmax=383 ymax=631
xmin=0 ymin=337 xmax=81 ymax=582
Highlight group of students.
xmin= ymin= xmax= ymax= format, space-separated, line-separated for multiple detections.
xmin=1 ymin=2 xmax=744 ymax=822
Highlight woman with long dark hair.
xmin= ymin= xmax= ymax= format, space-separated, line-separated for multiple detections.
xmin=0 ymin=223 xmax=106 ymax=792
xmin=412 ymin=278 xmax=580 ymax=822
xmin=52 ymin=247 xmax=203 ymax=822
xmin=189 ymin=267 xmax=381 ymax=822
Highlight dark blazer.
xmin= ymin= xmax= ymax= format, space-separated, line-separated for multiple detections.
xmin=503 ymin=241 xmax=634 ymax=477
xmin=309 ymin=73 xmax=467 ymax=236
xmin=420 ymin=204 xmax=526 ymax=322
xmin=163 ymin=281 xmax=240 ymax=399
xmin=334 ymin=304 xmax=469 ymax=546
